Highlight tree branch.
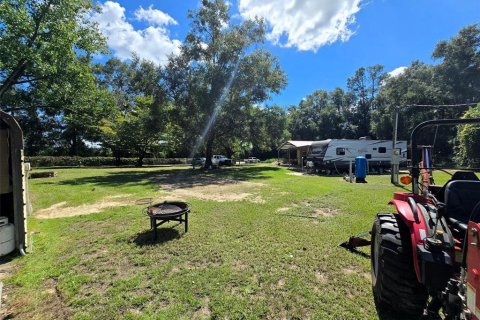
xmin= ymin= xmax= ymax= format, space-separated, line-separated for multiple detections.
xmin=0 ymin=0 xmax=54 ymax=100
xmin=12 ymin=76 xmax=49 ymax=85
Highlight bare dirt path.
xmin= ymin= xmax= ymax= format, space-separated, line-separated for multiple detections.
xmin=34 ymin=177 xmax=267 ymax=219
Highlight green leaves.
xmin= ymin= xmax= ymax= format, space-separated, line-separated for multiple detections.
xmin=432 ymin=24 xmax=480 ymax=103
xmin=95 ymin=58 xmax=172 ymax=165
xmin=456 ymin=104 xmax=480 ymax=166
xmin=0 ymin=0 xmax=106 ymax=104
xmin=165 ymin=0 xmax=287 ymax=162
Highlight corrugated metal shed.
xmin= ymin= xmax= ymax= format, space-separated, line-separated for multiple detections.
xmin=0 ymin=110 xmax=27 ymax=255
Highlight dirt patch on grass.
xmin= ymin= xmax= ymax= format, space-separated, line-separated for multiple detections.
xmin=36 ymin=175 xmax=267 ymax=219
xmin=286 ymin=172 xmax=304 ymax=176
xmin=0 ymin=260 xmax=16 ymax=319
xmin=193 ymin=297 xmax=211 ymax=319
xmin=5 ymin=278 xmax=70 ymax=320
xmin=276 ymin=203 xmax=338 ymax=220
xmin=343 ymin=267 xmax=356 ymax=275
xmin=35 ymin=200 xmax=131 ymax=219
xmin=297 ymin=200 xmax=339 ymax=218
xmin=163 ymin=180 xmax=266 ymax=203
xmin=314 ymin=271 xmax=328 ymax=284
xmin=40 ymin=278 xmax=70 ymax=320
xmin=35 ymin=194 xmax=134 ymax=219
xmin=0 ymin=260 xmax=14 ymax=281
xmin=312 ymin=208 xmax=337 ymax=218
xmin=232 ymin=260 xmax=249 ymax=271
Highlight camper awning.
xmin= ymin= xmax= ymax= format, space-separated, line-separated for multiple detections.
xmin=278 ymin=141 xmax=314 ymax=150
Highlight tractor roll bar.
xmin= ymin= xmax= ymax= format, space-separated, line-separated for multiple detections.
xmin=410 ymin=118 xmax=480 ymax=194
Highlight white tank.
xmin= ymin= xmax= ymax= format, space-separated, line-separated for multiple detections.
xmin=0 ymin=224 xmax=15 ymax=256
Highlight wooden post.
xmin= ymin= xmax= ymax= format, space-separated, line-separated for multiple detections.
xmin=391 ymin=108 xmax=399 ymax=185
xmin=349 ymin=161 xmax=353 ymax=183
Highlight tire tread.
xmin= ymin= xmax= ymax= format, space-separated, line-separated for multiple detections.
xmin=371 ymin=213 xmax=427 ymax=318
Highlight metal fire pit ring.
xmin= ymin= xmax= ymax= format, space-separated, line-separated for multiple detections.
xmin=146 ymin=201 xmax=190 ymax=239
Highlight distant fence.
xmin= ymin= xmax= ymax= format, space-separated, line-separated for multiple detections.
xmin=25 ymin=156 xmax=192 ymax=168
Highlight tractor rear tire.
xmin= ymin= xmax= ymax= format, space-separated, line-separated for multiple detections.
xmin=371 ymin=213 xmax=428 ymax=318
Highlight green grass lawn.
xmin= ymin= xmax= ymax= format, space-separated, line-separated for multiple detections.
xmin=4 ymin=165 xmax=452 ymax=319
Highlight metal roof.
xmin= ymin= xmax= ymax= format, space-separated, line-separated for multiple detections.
xmin=278 ymin=141 xmax=315 ymax=150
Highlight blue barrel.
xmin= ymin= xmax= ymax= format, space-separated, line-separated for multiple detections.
xmin=355 ymin=156 xmax=367 ymax=180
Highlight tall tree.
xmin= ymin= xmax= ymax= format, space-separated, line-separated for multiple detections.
xmin=433 ymin=24 xmax=480 ymax=105
xmin=288 ymin=89 xmax=349 ymax=140
xmin=288 ymin=90 xmax=329 ymax=140
xmin=0 ymin=0 xmax=110 ymax=156
xmin=248 ymin=105 xmax=290 ymax=157
xmin=0 ymin=0 xmax=106 ymax=105
xmin=96 ymin=57 xmax=170 ymax=164
xmin=164 ymin=0 xmax=286 ymax=167
xmin=347 ymin=65 xmax=386 ymax=137
xmin=372 ymin=61 xmax=440 ymax=140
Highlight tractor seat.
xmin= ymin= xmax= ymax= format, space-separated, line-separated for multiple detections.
xmin=445 ymin=180 xmax=480 ymax=231
xmin=435 ymin=171 xmax=479 ymax=202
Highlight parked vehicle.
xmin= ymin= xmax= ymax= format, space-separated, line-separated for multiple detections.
xmin=245 ymin=157 xmax=260 ymax=163
xmin=342 ymin=118 xmax=480 ymax=319
xmin=212 ymin=155 xmax=232 ymax=166
xmin=306 ymin=138 xmax=407 ymax=173
xmin=191 ymin=157 xmax=206 ymax=166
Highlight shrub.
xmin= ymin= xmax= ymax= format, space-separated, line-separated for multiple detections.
xmin=25 ymin=156 xmax=191 ymax=168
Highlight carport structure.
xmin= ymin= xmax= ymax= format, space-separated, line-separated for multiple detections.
xmin=277 ymin=141 xmax=314 ymax=166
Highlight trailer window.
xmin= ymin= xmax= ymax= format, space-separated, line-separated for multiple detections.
xmin=336 ymin=148 xmax=345 ymax=155
xmin=378 ymin=147 xmax=386 ymax=153
xmin=365 ymin=154 xmax=372 ymax=159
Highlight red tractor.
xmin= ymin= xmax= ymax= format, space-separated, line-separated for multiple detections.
xmin=370 ymin=118 xmax=480 ymax=319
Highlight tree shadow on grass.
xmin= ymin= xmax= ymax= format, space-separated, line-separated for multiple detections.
xmin=52 ymin=166 xmax=280 ymax=190
xmin=132 ymin=227 xmax=181 ymax=246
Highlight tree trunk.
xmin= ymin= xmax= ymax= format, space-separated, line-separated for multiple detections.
xmin=136 ymin=149 xmax=146 ymax=167
xmin=224 ymin=145 xmax=233 ymax=159
xmin=112 ymin=148 xmax=121 ymax=166
xmin=204 ymin=135 xmax=215 ymax=168
xmin=70 ymin=128 xmax=78 ymax=156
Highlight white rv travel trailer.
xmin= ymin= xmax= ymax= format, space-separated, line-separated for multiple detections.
xmin=306 ymin=138 xmax=407 ymax=173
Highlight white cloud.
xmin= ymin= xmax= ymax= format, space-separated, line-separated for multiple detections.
xmin=238 ymin=0 xmax=361 ymax=52
xmin=134 ymin=5 xmax=178 ymax=26
xmin=91 ymin=1 xmax=181 ymax=65
xmin=388 ymin=66 xmax=407 ymax=77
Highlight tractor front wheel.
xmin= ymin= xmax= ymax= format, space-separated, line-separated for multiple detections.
xmin=371 ymin=213 xmax=427 ymax=318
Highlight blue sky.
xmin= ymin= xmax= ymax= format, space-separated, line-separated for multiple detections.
xmin=91 ymin=0 xmax=480 ymax=107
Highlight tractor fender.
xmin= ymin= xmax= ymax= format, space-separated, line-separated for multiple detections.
xmin=466 ymin=221 xmax=480 ymax=320
xmin=389 ymin=197 xmax=429 ymax=283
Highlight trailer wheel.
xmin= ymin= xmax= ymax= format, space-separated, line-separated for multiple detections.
xmin=371 ymin=213 xmax=427 ymax=318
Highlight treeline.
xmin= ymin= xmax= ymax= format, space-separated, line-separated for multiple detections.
xmin=1 ymin=0 xmax=289 ymax=167
xmin=288 ymin=24 xmax=480 ymax=165
xmin=1 ymin=0 xmax=479 ymax=166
